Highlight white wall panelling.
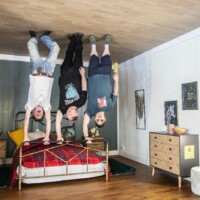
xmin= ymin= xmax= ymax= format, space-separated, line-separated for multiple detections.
xmin=119 ymin=27 xmax=200 ymax=165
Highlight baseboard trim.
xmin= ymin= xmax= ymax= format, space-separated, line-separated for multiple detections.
xmin=119 ymin=150 xmax=148 ymax=165
xmin=109 ymin=150 xmax=119 ymax=156
xmin=0 ymin=158 xmax=12 ymax=165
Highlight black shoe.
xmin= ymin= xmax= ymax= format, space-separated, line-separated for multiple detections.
xmin=29 ymin=30 xmax=36 ymax=38
xmin=68 ymin=34 xmax=76 ymax=51
xmin=68 ymin=33 xmax=75 ymax=41
xmin=76 ymin=33 xmax=83 ymax=41
xmin=40 ymin=31 xmax=52 ymax=38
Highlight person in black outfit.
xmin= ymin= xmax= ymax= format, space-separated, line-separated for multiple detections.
xmin=56 ymin=33 xmax=87 ymax=143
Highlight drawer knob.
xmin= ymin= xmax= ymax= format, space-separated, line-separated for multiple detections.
xmin=155 ymin=154 xmax=157 ymax=156
xmin=155 ymin=162 xmax=157 ymax=165
xmin=155 ymin=145 xmax=157 ymax=148
xmin=155 ymin=137 xmax=157 ymax=139
xmin=169 ymin=139 xmax=172 ymax=142
xmin=169 ymin=157 xmax=172 ymax=160
xmin=169 ymin=167 xmax=172 ymax=170
xmin=169 ymin=148 xmax=172 ymax=151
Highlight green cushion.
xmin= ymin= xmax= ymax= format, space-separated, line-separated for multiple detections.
xmin=51 ymin=125 xmax=76 ymax=141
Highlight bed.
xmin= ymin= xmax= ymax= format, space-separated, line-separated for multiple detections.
xmin=9 ymin=112 xmax=109 ymax=190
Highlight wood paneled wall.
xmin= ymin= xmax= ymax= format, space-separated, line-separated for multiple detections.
xmin=118 ymin=28 xmax=200 ymax=166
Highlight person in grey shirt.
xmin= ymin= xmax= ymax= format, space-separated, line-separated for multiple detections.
xmin=83 ymin=35 xmax=119 ymax=142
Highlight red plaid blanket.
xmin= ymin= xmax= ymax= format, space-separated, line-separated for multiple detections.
xmin=9 ymin=138 xmax=105 ymax=188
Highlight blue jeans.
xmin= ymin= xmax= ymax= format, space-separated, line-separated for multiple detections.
xmin=27 ymin=35 xmax=60 ymax=75
xmin=88 ymin=54 xmax=112 ymax=77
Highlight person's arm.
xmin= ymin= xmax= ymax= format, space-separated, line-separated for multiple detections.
xmin=43 ymin=108 xmax=51 ymax=143
xmin=83 ymin=113 xmax=90 ymax=137
xmin=75 ymin=67 xmax=87 ymax=108
xmin=112 ymin=73 xmax=119 ymax=96
xmin=24 ymin=107 xmax=31 ymax=142
xmin=56 ymin=109 xmax=64 ymax=141
xmin=83 ymin=113 xmax=93 ymax=142
xmin=79 ymin=67 xmax=87 ymax=91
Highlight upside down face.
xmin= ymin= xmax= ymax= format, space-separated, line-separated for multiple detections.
xmin=95 ymin=114 xmax=106 ymax=126
xmin=32 ymin=106 xmax=44 ymax=120
xmin=66 ymin=106 xmax=78 ymax=123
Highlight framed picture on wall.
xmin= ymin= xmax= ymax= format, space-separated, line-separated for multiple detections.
xmin=135 ymin=89 xmax=146 ymax=129
xmin=164 ymin=100 xmax=178 ymax=125
xmin=182 ymin=81 xmax=198 ymax=110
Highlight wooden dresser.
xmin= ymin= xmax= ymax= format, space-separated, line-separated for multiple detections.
xmin=150 ymin=132 xmax=199 ymax=187
xmin=85 ymin=136 xmax=104 ymax=151
xmin=0 ymin=139 xmax=7 ymax=165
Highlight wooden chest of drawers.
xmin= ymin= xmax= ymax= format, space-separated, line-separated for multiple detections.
xmin=0 ymin=140 xmax=6 ymax=164
xmin=150 ymin=132 xmax=199 ymax=187
xmin=85 ymin=137 xmax=104 ymax=151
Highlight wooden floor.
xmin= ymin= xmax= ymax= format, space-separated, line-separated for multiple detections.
xmin=0 ymin=156 xmax=199 ymax=200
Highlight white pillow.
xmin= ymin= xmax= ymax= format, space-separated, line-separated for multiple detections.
xmin=28 ymin=129 xmax=45 ymax=140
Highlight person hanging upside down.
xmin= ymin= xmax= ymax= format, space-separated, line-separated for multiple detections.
xmin=56 ymin=33 xmax=87 ymax=143
xmin=24 ymin=31 xmax=60 ymax=145
xmin=83 ymin=35 xmax=119 ymax=143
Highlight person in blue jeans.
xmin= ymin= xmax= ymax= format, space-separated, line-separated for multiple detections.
xmin=83 ymin=35 xmax=119 ymax=142
xmin=23 ymin=31 xmax=60 ymax=145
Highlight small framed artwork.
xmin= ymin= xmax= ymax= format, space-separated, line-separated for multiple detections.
xmin=164 ymin=101 xmax=178 ymax=125
xmin=182 ymin=82 xmax=198 ymax=110
xmin=135 ymin=89 xmax=146 ymax=129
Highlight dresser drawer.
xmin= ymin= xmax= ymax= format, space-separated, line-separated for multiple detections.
xmin=0 ymin=150 xmax=6 ymax=158
xmin=165 ymin=144 xmax=179 ymax=155
xmin=150 ymin=133 xmax=165 ymax=143
xmin=150 ymin=149 xmax=164 ymax=159
xmin=151 ymin=149 xmax=179 ymax=165
xmin=162 ymin=135 xmax=179 ymax=146
xmin=151 ymin=141 xmax=164 ymax=151
xmin=150 ymin=133 xmax=179 ymax=146
xmin=86 ymin=142 xmax=104 ymax=151
xmin=162 ymin=161 xmax=180 ymax=175
xmin=151 ymin=142 xmax=179 ymax=156
xmin=0 ymin=140 xmax=6 ymax=149
xmin=150 ymin=158 xmax=180 ymax=175
xmin=0 ymin=140 xmax=6 ymax=159
xmin=150 ymin=157 xmax=164 ymax=170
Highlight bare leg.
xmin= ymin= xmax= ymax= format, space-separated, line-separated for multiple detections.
xmin=91 ymin=44 xmax=98 ymax=56
xmin=102 ymin=44 xmax=110 ymax=56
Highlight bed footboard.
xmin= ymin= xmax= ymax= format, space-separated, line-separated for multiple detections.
xmin=17 ymin=139 xmax=109 ymax=190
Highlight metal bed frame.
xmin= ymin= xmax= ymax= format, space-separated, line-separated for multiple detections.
xmin=17 ymin=140 xmax=109 ymax=190
xmin=15 ymin=111 xmax=66 ymax=129
xmin=14 ymin=111 xmax=109 ymax=190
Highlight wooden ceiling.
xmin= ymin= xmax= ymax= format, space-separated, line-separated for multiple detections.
xmin=1 ymin=0 xmax=200 ymax=63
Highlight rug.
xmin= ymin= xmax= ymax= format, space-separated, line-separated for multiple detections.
xmin=108 ymin=158 xmax=136 ymax=175
xmin=0 ymin=166 xmax=11 ymax=188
